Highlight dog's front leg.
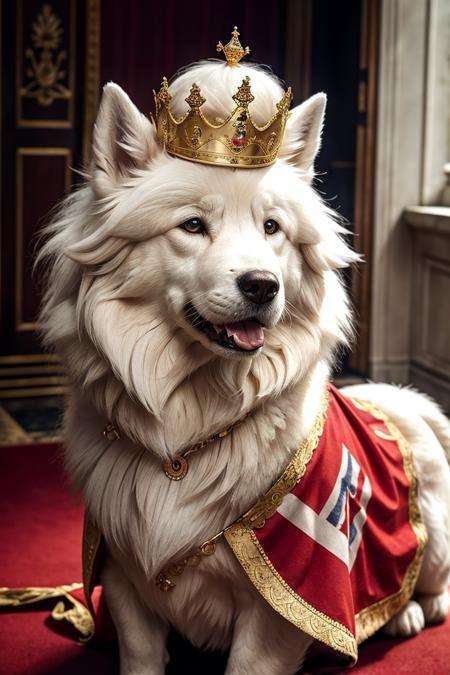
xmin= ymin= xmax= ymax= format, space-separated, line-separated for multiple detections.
xmin=102 ymin=558 xmax=169 ymax=675
xmin=226 ymin=601 xmax=313 ymax=675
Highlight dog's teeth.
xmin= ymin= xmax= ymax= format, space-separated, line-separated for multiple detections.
xmin=213 ymin=324 xmax=222 ymax=334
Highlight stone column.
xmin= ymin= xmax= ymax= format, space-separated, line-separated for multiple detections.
xmin=370 ymin=0 xmax=449 ymax=384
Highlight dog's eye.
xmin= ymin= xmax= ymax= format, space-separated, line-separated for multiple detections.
xmin=264 ymin=219 xmax=280 ymax=235
xmin=179 ymin=218 xmax=206 ymax=234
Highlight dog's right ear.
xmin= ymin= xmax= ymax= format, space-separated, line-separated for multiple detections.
xmin=92 ymin=82 xmax=160 ymax=194
xmin=279 ymin=93 xmax=326 ymax=179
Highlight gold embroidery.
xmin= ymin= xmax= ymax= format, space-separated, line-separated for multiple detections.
xmin=51 ymin=596 xmax=95 ymax=639
xmin=223 ymin=387 xmax=358 ymax=662
xmin=82 ymin=516 xmax=103 ymax=616
xmin=225 ymin=525 xmax=358 ymax=662
xmin=350 ymin=398 xmax=428 ymax=643
xmin=238 ymin=389 xmax=329 ymax=530
xmin=373 ymin=427 xmax=397 ymax=441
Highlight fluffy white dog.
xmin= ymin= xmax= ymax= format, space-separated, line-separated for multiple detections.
xmin=39 ymin=59 xmax=450 ymax=674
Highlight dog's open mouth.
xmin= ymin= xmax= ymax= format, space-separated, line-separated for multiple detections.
xmin=185 ymin=303 xmax=264 ymax=352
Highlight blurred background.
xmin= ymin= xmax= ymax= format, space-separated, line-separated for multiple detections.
xmin=0 ymin=0 xmax=449 ymax=443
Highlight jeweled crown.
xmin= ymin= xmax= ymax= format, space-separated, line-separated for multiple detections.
xmin=153 ymin=27 xmax=293 ymax=169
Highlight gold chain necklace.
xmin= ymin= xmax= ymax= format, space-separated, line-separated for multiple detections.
xmin=102 ymin=413 xmax=249 ymax=481
xmin=101 ymin=388 xmax=329 ymax=592
xmin=156 ymin=387 xmax=329 ymax=591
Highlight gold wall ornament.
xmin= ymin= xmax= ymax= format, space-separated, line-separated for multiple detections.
xmin=217 ymin=26 xmax=250 ymax=66
xmin=20 ymin=4 xmax=71 ymax=107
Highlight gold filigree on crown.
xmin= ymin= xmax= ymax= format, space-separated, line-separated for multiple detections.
xmin=216 ymin=26 xmax=250 ymax=66
xmin=153 ymin=27 xmax=293 ymax=169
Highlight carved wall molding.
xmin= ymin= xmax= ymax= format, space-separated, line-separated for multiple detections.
xmin=83 ymin=0 xmax=101 ymax=162
xmin=16 ymin=0 xmax=76 ymax=128
xmin=21 ymin=4 xmax=71 ymax=107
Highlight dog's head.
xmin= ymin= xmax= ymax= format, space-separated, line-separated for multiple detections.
xmin=40 ymin=61 xmax=357 ymax=423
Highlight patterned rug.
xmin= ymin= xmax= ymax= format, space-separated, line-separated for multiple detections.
xmin=0 ymin=396 xmax=63 ymax=445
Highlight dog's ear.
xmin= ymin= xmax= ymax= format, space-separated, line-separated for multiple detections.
xmin=92 ymin=82 xmax=160 ymax=192
xmin=279 ymin=93 xmax=326 ymax=176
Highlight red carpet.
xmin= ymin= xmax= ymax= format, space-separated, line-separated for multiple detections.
xmin=1 ymin=443 xmax=449 ymax=674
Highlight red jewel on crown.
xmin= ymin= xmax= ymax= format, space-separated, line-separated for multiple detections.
xmin=232 ymin=130 xmax=246 ymax=147
xmin=232 ymin=111 xmax=247 ymax=148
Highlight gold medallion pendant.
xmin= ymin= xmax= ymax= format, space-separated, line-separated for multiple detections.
xmin=163 ymin=453 xmax=189 ymax=481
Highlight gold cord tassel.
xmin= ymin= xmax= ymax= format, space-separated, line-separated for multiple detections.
xmin=0 ymin=583 xmax=95 ymax=639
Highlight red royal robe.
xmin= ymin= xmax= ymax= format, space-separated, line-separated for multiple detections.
xmin=225 ymin=385 xmax=427 ymax=665
xmin=81 ymin=385 xmax=426 ymax=667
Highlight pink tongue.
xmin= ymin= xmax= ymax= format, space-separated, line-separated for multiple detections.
xmin=224 ymin=320 xmax=264 ymax=351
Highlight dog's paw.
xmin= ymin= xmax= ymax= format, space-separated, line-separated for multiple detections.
xmin=383 ymin=600 xmax=425 ymax=637
xmin=418 ymin=591 xmax=450 ymax=625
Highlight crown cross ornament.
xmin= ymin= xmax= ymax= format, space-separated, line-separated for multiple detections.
xmin=216 ymin=26 xmax=250 ymax=66
xmin=153 ymin=27 xmax=293 ymax=168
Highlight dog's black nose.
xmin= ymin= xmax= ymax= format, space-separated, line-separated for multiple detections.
xmin=237 ymin=270 xmax=279 ymax=305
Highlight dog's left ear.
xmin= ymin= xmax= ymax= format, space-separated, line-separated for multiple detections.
xmin=279 ymin=93 xmax=326 ymax=176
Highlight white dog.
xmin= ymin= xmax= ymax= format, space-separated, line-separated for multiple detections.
xmin=39 ymin=57 xmax=450 ymax=674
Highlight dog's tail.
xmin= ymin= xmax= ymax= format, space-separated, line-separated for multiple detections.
xmin=341 ymin=383 xmax=450 ymax=463
xmin=382 ymin=385 xmax=450 ymax=464
xmin=414 ymin=393 xmax=450 ymax=464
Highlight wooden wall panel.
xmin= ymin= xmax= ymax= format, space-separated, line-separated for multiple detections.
xmin=15 ymin=148 xmax=71 ymax=331
xmin=348 ymin=0 xmax=380 ymax=374
xmin=1 ymin=0 xmax=379 ymax=395
xmin=408 ymin=214 xmax=450 ymax=411
xmin=0 ymin=0 xmax=87 ymax=396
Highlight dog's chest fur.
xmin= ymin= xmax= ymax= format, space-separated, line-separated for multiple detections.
xmin=66 ymin=371 xmax=326 ymax=648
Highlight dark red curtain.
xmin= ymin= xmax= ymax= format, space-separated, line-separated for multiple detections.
xmin=100 ymin=0 xmax=287 ymax=113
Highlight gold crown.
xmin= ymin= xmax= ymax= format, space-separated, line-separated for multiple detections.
xmin=153 ymin=28 xmax=293 ymax=169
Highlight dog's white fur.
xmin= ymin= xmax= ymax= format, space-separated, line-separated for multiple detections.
xmin=39 ymin=60 xmax=450 ymax=674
